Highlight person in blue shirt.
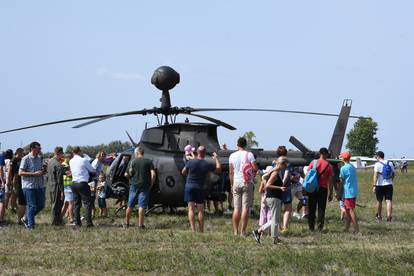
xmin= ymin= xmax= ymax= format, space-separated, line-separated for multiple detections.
xmin=182 ymin=146 xmax=221 ymax=233
xmin=338 ymin=152 xmax=359 ymax=233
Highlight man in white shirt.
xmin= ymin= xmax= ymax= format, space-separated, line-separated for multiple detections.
xmin=372 ymin=151 xmax=394 ymax=222
xmin=69 ymin=147 xmax=96 ymax=227
xmin=229 ymin=137 xmax=258 ymax=236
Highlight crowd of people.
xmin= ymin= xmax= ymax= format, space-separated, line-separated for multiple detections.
xmin=0 ymin=139 xmax=396 ymax=245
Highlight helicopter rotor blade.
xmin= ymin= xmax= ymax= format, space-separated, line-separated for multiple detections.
xmin=187 ymin=108 xmax=365 ymax=119
xmin=0 ymin=114 xmax=116 ymax=134
xmin=183 ymin=113 xmax=237 ymax=130
xmin=72 ymin=109 xmax=157 ymax=128
xmin=0 ymin=109 xmax=157 ymax=134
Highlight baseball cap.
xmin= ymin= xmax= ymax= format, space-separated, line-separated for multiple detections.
xmin=319 ymin=147 xmax=329 ymax=156
xmin=339 ymin=152 xmax=351 ymax=160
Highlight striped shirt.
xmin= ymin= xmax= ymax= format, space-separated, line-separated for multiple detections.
xmin=20 ymin=153 xmax=45 ymax=189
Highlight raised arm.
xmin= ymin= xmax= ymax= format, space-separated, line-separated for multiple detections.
xmin=212 ymin=152 xmax=222 ymax=174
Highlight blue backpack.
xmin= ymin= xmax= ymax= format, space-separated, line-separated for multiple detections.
xmin=380 ymin=161 xmax=394 ymax=179
xmin=303 ymin=160 xmax=319 ymax=193
xmin=303 ymin=160 xmax=329 ymax=193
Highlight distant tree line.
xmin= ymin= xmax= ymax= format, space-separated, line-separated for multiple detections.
xmin=65 ymin=140 xmax=132 ymax=158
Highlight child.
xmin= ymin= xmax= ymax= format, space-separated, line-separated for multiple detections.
xmin=257 ymin=166 xmax=273 ymax=236
xmin=97 ymin=173 xmax=108 ymax=217
xmin=339 ymin=152 xmax=359 ymax=233
xmin=88 ymin=180 xmax=97 ymax=218
xmin=184 ymin=145 xmax=196 ymax=161
xmin=291 ymin=171 xmax=306 ymax=219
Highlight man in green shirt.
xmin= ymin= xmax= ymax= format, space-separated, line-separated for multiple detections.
xmin=124 ymin=147 xmax=156 ymax=228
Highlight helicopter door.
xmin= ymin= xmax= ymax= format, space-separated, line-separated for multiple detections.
xmin=112 ymin=154 xmax=132 ymax=184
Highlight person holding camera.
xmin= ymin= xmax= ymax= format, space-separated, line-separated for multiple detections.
xmin=18 ymin=142 xmax=46 ymax=229
xmin=182 ymin=146 xmax=221 ymax=233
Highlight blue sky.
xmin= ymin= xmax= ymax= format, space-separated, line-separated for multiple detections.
xmin=0 ymin=1 xmax=413 ymax=157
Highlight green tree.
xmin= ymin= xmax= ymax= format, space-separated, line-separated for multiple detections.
xmin=66 ymin=140 xmax=132 ymax=158
xmin=243 ymin=131 xmax=259 ymax=149
xmin=346 ymin=118 xmax=379 ymax=156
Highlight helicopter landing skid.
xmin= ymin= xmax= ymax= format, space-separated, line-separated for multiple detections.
xmin=114 ymin=205 xmax=127 ymax=217
xmin=145 ymin=205 xmax=177 ymax=215
xmin=145 ymin=204 xmax=164 ymax=215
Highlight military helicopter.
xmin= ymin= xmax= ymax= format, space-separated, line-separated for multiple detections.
xmin=1 ymin=66 xmax=364 ymax=212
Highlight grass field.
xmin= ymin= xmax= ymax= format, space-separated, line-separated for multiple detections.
xmin=1 ymin=170 xmax=414 ymax=275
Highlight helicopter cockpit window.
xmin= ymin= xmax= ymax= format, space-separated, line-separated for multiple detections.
xmin=141 ymin=128 xmax=164 ymax=145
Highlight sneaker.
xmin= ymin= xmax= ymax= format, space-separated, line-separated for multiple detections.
xmin=252 ymin=230 xmax=261 ymax=244
xmin=375 ymin=214 xmax=382 ymax=222
xmin=387 ymin=216 xmax=392 ymax=222
xmin=302 ymin=214 xmax=309 ymax=220
xmin=81 ymin=216 xmax=86 ymax=221
xmin=293 ymin=212 xmax=301 ymax=219
xmin=138 ymin=225 xmax=146 ymax=229
xmin=0 ymin=221 xmax=8 ymax=227
xmin=21 ymin=217 xmax=29 ymax=228
xmin=224 ymin=209 xmax=233 ymax=215
xmin=273 ymin=237 xmax=282 ymax=245
xmin=122 ymin=223 xmax=130 ymax=229
xmin=241 ymin=232 xmax=249 ymax=238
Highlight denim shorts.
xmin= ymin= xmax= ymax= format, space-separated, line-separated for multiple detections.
xmin=64 ymin=186 xmax=74 ymax=202
xmin=98 ymin=198 xmax=107 ymax=209
xmin=282 ymin=188 xmax=292 ymax=204
xmin=184 ymin=186 xmax=205 ymax=204
xmin=0 ymin=189 xmax=4 ymax=203
xmin=127 ymin=185 xmax=150 ymax=209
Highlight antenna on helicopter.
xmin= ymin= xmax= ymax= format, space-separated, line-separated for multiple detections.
xmin=151 ymin=66 xmax=180 ymax=125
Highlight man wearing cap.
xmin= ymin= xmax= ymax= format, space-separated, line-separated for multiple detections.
xmin=338 ymin=152 xmax=359 ymax=233
xmin=373 ymin=151 xmax=394 ymax=222
xmin=306 ymin=147 xmax=334 ymax=231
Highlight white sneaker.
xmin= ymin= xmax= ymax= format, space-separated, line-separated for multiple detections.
xmin=224 ymin=209 xmax=233 ymax=215
xmin=293 ymin=212 xmax=300 ymax=219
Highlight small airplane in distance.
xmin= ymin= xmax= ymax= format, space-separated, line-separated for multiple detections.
xmin=350 ymin=156 xmax=414 ymax=171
